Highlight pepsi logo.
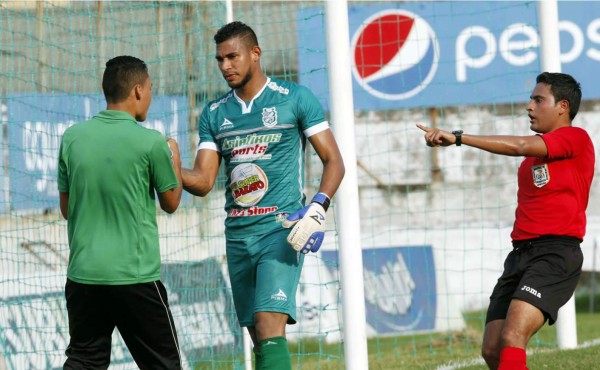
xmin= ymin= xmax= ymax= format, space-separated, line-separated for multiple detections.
xmin=351 ymin=9 xmax=439 ymax=100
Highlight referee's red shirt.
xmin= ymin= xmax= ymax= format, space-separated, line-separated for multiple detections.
xmin=511 ymin=126 xmax=595 ymax=241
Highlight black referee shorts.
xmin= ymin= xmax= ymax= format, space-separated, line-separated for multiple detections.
xmin=64 ymin=279 xmax=182 ymax=370
xmin=486 ymin=235 xmax=583 ymax=325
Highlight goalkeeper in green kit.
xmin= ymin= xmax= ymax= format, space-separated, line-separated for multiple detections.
xmin=182 ymin=21 xmax=344 ymax=369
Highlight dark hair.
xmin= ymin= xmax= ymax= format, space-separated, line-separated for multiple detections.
xmin=214 ymin=21 xmax=258 ymax=48
xmin=536 ymin=72 xmax=581 ymax=121
xmin=102 ymin=56 xmax=148 ymax=104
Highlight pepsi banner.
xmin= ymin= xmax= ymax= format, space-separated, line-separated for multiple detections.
xmin=322 ymin=246 xmax=436 ymax=334
xmin=6 ymin=95 xmax=190 ymax=211
xmin=297 ymin=2 xmax=600 ymax=110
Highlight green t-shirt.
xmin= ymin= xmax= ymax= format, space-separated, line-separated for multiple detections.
xmin=57 ymin=110 xmax=178 ymax=284
xmin=198 ymin=78 xmax=328 ymax=238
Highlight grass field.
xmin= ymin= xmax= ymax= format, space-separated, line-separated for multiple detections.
xmin=287 ymin=311 xmax=600 ymax=370
xmin=192 ymin=294 xmax=600 ymax=369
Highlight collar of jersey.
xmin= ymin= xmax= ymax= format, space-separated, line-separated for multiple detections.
xmin=96 ymin=109 xmax=138 ymax=124
xmin=233 ymin=77 xmax=271 ymax=114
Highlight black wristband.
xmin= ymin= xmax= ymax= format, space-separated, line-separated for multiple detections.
xmin=311 ymin=193 xmax=331 ymax=212
xmin=452 ymin=130 xmax=463 ymax=146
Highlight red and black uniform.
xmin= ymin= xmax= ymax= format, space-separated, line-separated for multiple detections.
xmin=487 ymin=126 xmax=595 ymax=324
xmin=512 ymin=126 xmax=594 ymax=240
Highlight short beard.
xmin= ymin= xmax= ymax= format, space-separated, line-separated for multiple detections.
xmin=228 ymin=69 xmax=253 ymax=90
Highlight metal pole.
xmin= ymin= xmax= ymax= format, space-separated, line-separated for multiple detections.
xmin=538 ymin=0 xmax=561 ymax=72
xmin=539 ymin=0 xmax=578 ymax=349
xmin=325 ymin=1 xmax=369 ymax=369
xmin=225 ymin=0 xmax=233 ymax=23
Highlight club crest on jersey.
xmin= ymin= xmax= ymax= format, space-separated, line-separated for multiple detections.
xmin=219 ymin=118 xmax=234 ymax=131
xmin=532 ymin=164 xmax=550 ymax=188
xmin=262 ymin=107 xmax=278 ymax=128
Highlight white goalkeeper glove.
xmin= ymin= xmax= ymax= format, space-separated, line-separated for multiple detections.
xmin=282 ymin=193 xmax=331 ymax=254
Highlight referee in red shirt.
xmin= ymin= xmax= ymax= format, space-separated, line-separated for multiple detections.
xmin=418 ymin=72 xmax=594 ymax=370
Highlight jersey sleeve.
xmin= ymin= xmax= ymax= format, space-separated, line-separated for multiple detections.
xmin=296 ymin=85 xmax=329 ymax=138
xmin=57 ymin=137 xmax=69 ymax=193
xmin=197 ymin=105 xmax=219 ymax=152
xmin=150 ymin=137 xmax=179 ymax=193
xmin=542 ymin=127 xmax=591 ymax=160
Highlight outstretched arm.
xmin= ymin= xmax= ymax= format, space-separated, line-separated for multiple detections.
xmin=416 ymin=124 xmax=548 ymax=157
xmin=182 ymin=149 xmax=221 ymax=197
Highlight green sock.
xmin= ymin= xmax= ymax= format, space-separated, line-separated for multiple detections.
xmin=258 ymin=336 xmax=291 ymax=370
xmin=253 ymin=347 xmax=263 ymax=370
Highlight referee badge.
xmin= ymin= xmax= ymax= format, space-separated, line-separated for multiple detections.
xmin=531 ymin=163 xmax=550 ymax=188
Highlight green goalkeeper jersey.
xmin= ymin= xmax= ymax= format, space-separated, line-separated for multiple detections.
xmin=198 ymin=78 xmax=328 ymax=238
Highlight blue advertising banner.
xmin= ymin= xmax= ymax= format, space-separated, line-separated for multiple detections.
xmin=322 ymin=246 xmax=436 ymax=334
xmin=297 ymin=1 xmax=600 ymax=110
xmin=6 ymin=94 xmax=190 ymax=211
xmin=0 ymin=259 xmax=239 ymax=369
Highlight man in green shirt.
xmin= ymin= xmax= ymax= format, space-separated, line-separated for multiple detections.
xmin=182 ymin=22 xmax=345 ymax=369
xmin=58 ymin=55 xmax=183 ymax=369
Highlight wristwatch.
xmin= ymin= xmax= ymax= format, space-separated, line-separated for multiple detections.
xmin=452 ymin=130 xmax=463 ymax=146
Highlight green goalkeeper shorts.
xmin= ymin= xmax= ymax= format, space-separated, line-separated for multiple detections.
xmin=226 ymin=227 xmax=304 ymax=327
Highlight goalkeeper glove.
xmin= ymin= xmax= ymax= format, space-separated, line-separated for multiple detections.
xmin=282 ymin=193 xmax=331 ymax=254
